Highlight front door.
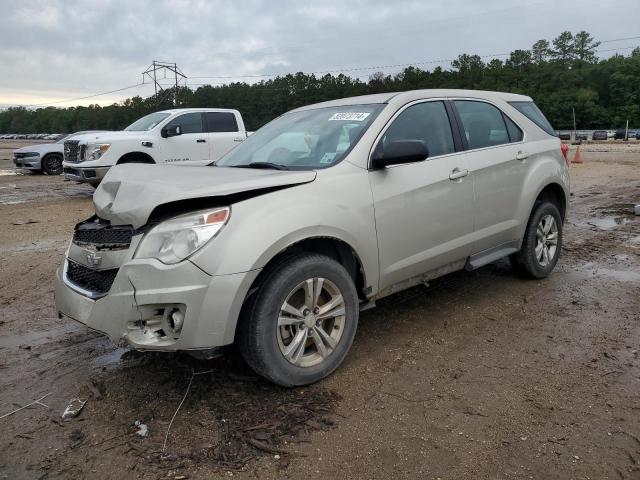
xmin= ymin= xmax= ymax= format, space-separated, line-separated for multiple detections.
xmin=160 ymin=112 xmax=209 ymax=164
xmin=369 ymin=100 xmax=475 ymax=292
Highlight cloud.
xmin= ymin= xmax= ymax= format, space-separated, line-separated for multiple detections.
xmin=0 ymin=0 xmax=637 ymax=106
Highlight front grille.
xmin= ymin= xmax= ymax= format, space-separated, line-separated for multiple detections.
xmin=64 ymin=140 xmax=81 ymax=163
xmin=73 ymin=217 xmax=135 ymax=249
xmin=66 ymin=260 xmax=118 ymax=296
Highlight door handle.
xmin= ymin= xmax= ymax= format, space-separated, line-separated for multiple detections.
xmin=196 ymin=139 xmax=206 ymax=143
xmin=516 ymin=151 xmax=529 ymax=161
xmin=449 ymin=168 xmax=469 ymax=180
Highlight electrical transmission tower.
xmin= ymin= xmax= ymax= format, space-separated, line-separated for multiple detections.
xmin=142 ymin=61 xmax=187 ymax=108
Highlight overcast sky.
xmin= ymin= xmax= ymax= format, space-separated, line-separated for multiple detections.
xmin=1 ymin=0 xmax=638 ymax=107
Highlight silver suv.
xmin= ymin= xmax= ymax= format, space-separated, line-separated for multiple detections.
xmin=55 ymin=89 xmax=569 ymax=386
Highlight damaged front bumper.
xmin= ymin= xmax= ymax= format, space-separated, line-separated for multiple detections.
xmin=54 ymin=252 xmax=259 ymax=351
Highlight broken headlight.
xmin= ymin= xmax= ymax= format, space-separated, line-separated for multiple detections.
xmin=134 ymin=207 xmax=230 ymax=264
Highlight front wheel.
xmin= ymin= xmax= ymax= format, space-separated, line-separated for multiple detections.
xmin=511 ymin=201 xmax=563 ymax=278
xmin=239 ymin=253 xmax=359 ymax=387
xmin=42 ymin=154 xmax=63 ymax=175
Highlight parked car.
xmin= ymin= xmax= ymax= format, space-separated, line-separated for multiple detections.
xmin=592 ymin=130 xmax=608 ymax=140
xmin=636 ymin=130 xmax=640 ymax=140
xmin=55 ymin=89 xmax=569 ymax=386
xmin=62 ymin=108 xmax=251 ymax=185
xmin=575 ymin=133 xmax=588 ymax=141
xmin=557 ymin=132 xmax=571 ymax=141
xmin=614 ymin=129 xmax=630 ymax=140
xmin=13 ymin=131 xmax=107 ymax=175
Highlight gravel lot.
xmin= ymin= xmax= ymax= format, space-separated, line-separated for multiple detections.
xmin=0 ymin=141 xmax=639 ymax=479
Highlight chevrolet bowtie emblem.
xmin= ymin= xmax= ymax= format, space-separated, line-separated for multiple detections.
xmin=86 ymin=252 xmax=102 ymax=267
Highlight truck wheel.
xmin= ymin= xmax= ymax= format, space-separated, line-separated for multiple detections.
xmin=239 ymin=253 xmax=359 ymax=387
xmin=511 ymin=201 xmax=563 ymax=278
xmin=42 ymin=154 xmax=63 ymax=175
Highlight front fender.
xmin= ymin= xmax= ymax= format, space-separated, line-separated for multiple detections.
xmin=189 ymin=165 xmax=380 ymax=293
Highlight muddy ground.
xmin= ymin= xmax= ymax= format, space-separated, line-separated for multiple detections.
xmin=0 ymin=143 xmax=639 ymax=480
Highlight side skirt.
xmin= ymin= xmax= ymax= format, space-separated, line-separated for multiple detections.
xmin=464 ymin=240 xmax=520 ymax=271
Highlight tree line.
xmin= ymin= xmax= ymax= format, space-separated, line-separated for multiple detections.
xmin=1 ymin=31 xmax=639 ymax=134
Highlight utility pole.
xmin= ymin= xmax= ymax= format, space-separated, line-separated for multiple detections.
xmin=142 ymin=61 xmax=187 ymax=109
xmin=625 ymin=119 xmax=629 ymax=141
xmin=572 ymin=107 xmax=577 ymax=141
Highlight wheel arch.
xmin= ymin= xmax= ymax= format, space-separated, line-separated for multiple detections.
xmin=117 ymin=151 xmax=155 ymax=164
xmin=533 ymin=182 xmax=568 ymax=222
xmin=231 ymin=235 xmax=368 ymax=343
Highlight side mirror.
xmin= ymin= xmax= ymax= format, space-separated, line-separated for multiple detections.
xmin=161 ymin=125 xmax=182 ymax=138
xmin=371 ymin=140 xmax=429 ymax=169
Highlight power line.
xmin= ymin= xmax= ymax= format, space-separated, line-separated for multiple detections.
xmin=600 ymin=35 xmax=640 ymax=44
xmin=188 ymin=43 xmax=640 ymax=81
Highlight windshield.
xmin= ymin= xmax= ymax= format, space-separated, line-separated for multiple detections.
xmin=216 ymin=104 xmax=384 ymax=170
xmin=125 ymin=112 xmax=171 ymax=131
xmin=55 ymin=134 xmax=70 ymax=144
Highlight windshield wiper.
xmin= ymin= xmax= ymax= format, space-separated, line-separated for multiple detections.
xmin=234 ymin=162 xmax=289 ymax=170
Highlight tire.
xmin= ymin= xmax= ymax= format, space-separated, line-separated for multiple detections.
xmin=511 ymin=201 xmax=563 ymax=278
xmin=238 ymin=253 xmax=359 ymax=387
xmin=41 ymin=154 xmax=63 ymax=175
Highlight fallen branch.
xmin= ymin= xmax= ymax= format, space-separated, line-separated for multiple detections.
xmin=0 ymin=393 xmax=52 ymax=420
xmin=246 ymin=438 xmax=301 ymax=456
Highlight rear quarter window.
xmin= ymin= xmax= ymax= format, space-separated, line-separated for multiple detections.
xmin=509 ymin=101 xmax=555 ymax=136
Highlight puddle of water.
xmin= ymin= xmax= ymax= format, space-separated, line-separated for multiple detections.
xmin=5 ymin=238 xmax=68 ymax=254
xmin=578 ymin=262 xmax=640 ymax=282
xmin=586 ymin=216 xmax=633 ymax=230
xmin=90 ymin=347 xmax=129 ymax=368
xmin=625 ymin=235 xmax=640 ymax=247
xmin=0 ymin=323 xmax=78 ymax=349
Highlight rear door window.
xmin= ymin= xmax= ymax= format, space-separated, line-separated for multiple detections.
xmin=454 ymin=100 xmax=511 ymax=150
xmin=206 ymin=112 xmax=239 ymax=133
xmin=504 ymin=115 xmax=524 ymax=142
xmin=508 ymin=101 xmax=555 ymax=136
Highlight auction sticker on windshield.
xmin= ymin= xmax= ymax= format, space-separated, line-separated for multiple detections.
xmin=329 ymin=112 xmax=370 ymax=121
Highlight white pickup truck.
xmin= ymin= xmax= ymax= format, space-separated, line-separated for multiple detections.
xmin=63 ymin=108 xmax=250 ymax=185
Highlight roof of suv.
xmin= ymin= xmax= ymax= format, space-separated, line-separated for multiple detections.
xmin=156 ymin=108 xmax=240 ymax=114
xmin=294 ymin=89 xmax=533 ymax=112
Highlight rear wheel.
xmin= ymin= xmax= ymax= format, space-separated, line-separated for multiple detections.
xmin=239 ymin=253 xmax=359 ymax=387
xmin=42 ymin=154 xmax=63 ymax=175
xmin=511 ymin=201 xmax=563 ymax=278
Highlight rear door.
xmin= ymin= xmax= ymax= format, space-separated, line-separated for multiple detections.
xmin=369 ymin=100 xmax=475 ymax=292
xmin=205 ymin=112 xmax=244 ymax=162
xmin=159 ymin=112 xmax=209 ymax=165
xmin=451 ymin=99 xmax=528 ymax=253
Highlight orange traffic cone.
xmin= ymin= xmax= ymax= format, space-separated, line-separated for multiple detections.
xmin=571 ymin=145 xmax=583 ymax=164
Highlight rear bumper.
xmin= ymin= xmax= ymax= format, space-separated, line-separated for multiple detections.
xmin=54 ymin=257 xmax=260 ymax=351
xmin=63 ymin=165 xmax=110 ymax=183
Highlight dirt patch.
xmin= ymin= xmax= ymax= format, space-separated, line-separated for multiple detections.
xmin=0 ymin=150 xmax=639 ymax=479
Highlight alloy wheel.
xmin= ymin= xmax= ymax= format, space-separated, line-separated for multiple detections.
xmin=276 ymin=277 xmax=346 ymax=368
xmin=535 ymin=214 xmax=558 ymax=267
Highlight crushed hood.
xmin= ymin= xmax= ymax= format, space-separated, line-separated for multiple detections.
xmin=94 ymin=164 xmax=316 ymax=228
